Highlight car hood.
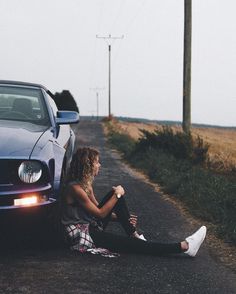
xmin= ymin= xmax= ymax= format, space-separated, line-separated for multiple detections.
xmin=0 ymin=120 xmax=50 ymax=158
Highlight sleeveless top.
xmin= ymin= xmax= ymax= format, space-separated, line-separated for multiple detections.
xmin=61 ymin=181 xmax=97 ymax=226
xmin=61 ymin=182 xmax=120 ymax=257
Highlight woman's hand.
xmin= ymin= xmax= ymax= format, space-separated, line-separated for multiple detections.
xmin=111 ymin=212 xmax=118 ymax=221
xmin=129 ymin=214 xmax=138 ymax=227
xmin=112 ymin=185 xmax=125 ymax=197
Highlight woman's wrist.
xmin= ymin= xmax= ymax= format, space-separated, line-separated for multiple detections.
xmin=112 ymin=185 xmax=124 ymax=198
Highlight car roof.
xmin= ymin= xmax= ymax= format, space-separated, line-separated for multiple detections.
xmin=0 ymin=80 xmax=54 ymax=98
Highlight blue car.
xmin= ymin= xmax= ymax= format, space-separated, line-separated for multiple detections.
xmin=0 ymin=80 xmax=79 ymax=214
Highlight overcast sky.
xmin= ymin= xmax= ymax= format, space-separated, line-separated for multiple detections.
xmin=1 ymin=0 xmax=236 ymax=126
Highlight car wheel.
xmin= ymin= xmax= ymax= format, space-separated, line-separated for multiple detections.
xmin=47 ymin=165 xmax=67 ymax=244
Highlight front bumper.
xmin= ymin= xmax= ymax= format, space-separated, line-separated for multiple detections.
xmin=0 ymin=183 xmax=57 ymax=210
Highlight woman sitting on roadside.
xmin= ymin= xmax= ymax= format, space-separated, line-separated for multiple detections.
xmin=61 ymin=147 xmax=207 ymax=257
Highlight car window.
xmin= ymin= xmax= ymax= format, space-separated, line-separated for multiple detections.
xmin=0 ymin=85 xmax=50 ymax=125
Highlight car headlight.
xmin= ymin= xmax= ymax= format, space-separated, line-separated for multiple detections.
xmin=18 ymin=161 xmax=42 ymax=183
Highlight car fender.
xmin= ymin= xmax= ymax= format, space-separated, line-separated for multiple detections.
xmin=30 ymin=137 xmax=61 ymax=196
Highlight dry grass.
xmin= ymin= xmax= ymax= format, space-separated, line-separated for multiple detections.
xmin=113 ymin=120 xmax=236 ymax=172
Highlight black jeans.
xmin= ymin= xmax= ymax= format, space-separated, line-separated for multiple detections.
xmin=97 ymin=190 xmax=136 ymax=236
xmin=90 ymin=190 xmax=182 ymax=256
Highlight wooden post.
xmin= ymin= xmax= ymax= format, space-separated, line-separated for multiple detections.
xmin=108 ymin=44 xmax=111 ymax=118
xmin=183 ymin=0 xmax=192 ymax=133
xmin=96 ymin=35 xmax=124 ymax=119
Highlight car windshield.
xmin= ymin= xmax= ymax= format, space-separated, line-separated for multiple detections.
xmin=0 ymin=85 xmax=50 ymax=125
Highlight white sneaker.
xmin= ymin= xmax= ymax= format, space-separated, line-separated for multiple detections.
xmin=184 ymin=226 xmax=207 ymax=257
xmin=132 ymin=231 xmax=147 ymax=241
xmin=138 ymin=234 xmax=147 ymax=241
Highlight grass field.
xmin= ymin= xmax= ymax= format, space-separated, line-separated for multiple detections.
xmin=112 ymin=120 xmax=236 ymax=173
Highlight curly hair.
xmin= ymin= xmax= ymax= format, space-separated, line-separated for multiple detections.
xmin=68 ymin=147 xmax=99 ymax=188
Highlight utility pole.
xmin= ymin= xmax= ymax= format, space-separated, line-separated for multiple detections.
xmin=183 ymin=0 xmax=192 ymax=133
xmin=96 ymin=34 xmax=124 ymax=118
xmin=90 ymin=87 xmax=105 ymax=120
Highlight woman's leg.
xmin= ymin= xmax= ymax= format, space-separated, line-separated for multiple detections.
xmin=89 ymin=226 xmax=182 ymax=255
xmin=98 ymin=190 xmax=136 ymax=236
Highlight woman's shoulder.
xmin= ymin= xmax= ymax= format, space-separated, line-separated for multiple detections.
xmin=66 ymin=181 xmax=93 ymax=199
xmin=69 ymin=182 xmax=91 ymax=196
xmin=64 ymin=182 xmax=87 ymax=204
xmin=64 ymin=181 xmax=80 ymax=196
xmin=67 ymin=181 xmax=83 ymax=192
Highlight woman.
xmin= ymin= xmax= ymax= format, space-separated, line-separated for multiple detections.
xmin=61 ymin=147 xmax=206 ymax=257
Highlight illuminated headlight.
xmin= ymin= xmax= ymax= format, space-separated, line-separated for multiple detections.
xmin=18 ymin=161 xmax=42 ymax=183
xmin=14 ymin=196 xmax=38 ymax=206
xmin=14 ymin=194 xmax=48 ymax=206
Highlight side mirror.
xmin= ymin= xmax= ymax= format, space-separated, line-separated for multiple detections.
xmin=55 ymin=111 xmax=80 ymax=125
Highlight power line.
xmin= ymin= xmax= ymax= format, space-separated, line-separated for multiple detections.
xmin=119 ymin=0 xmax=146 ymax=35
xmin=110 ymin=0 xmax=127 ymax=34
xmin=112 ymin=0 xmax=147 ymax=68
xmin=88 ymin=0 xmax=106 ymax=90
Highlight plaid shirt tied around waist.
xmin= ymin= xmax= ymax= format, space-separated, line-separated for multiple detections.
xmin=65 ymin=223 xmax=94 ymax=252
xmin=64 ymin=223 xmax=119 ymax=258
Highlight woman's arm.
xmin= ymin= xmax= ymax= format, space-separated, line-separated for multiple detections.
xmin=89 ymin=187 xmax=118 ymax=221
xmin=71 ymin=184 xmax=124 ymax=219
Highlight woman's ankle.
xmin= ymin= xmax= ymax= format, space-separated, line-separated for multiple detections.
xmin=181 ymin=240 xmax=189 ymax=251
xmin=132 ymin=231 xmax=140 ymax=238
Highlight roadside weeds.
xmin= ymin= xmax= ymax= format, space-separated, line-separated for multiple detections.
xmin=106 ymin=141 xmax=236 ymax=274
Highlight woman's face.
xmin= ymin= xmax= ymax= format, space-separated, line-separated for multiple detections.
xmin=93 ymin=156 xmax=101 ymax=177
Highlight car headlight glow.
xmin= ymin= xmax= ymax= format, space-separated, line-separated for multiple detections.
xmin=14 ymin=196 xmax=38 ymax=206
xmin=18 ymin=161 xmax=42 ymax=183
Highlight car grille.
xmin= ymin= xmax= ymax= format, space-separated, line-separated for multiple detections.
xmin=0 ymin=195 xmax=15 ymax=206
xmin=0 ymin=160 xmax=20 ymax=185
xmin=0 ymin=162 xmax=10 ymax=184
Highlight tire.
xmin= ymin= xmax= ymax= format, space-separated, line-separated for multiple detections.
xmin=47 ymin=165 xmax=67 ymax=245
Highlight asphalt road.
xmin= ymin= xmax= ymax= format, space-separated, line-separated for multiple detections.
xmin=0 ymin=120 xmax=236 ymax=294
